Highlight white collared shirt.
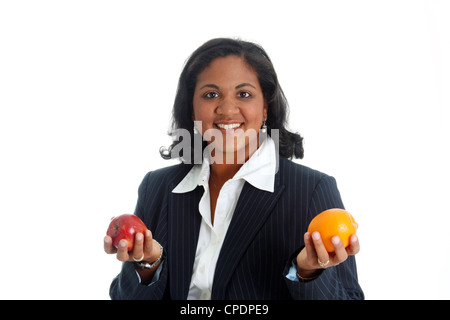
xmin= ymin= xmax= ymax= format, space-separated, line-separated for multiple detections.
xmin=172 ymin=136 xmax=277 ymax=300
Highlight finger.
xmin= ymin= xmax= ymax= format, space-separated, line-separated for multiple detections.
xmin=331 ymin=236 xmax=348 ymax=264
xmin=116 ymin=239 xmax=130 ymax=261
xmin=143 ymin=230 xmax=154 ymax=257
xmin=311 ymin=232 xmax=330 ymax=268
xmin=304 ymin=232 xmax=317 ymax=259
xmin=346 ymin=234 xmax=360 ymax=255
xmin=104 ymin=236 xmax=117 ymax=254
xmin=131 ymin=232 xmax=145 ymax=261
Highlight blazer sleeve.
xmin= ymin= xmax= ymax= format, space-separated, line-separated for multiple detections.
xmin=109 ymin=172 xmax=169 ymax=300
xmin=283 ymin=175 xmax=364 ymax=300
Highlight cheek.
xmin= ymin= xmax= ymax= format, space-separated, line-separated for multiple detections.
xmin=192 ymin=102 xmax=205 ymax=121
xmin=192 ymin=98 xmax=199 ymax=119
xmin=192 ymin=104 xmax=214 ymax=130
xmin=243 ymin=104 xmax=265 ymax=123
xmin=192 ymin=95 xmax=205 ymax=118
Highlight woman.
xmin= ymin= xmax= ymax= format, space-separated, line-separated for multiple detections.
xmin=104 ymin=38 xmax=364 ymax=300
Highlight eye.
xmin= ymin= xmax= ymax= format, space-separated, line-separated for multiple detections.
xmin=203 ymin=91 xmax=219 ymax=99
xmin=238 ymin=91 xmax=251 ymax=98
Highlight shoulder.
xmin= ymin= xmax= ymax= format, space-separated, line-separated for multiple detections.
xmin=277 ymin=157 xmax=345 ymax=213
xmin=279 ymin=157 xmax=344 ymax=212
xmin=277 ymin=157 xmax=341 ymax=199
xmin=277 ymin=156 xmax=331 ymax=186
xmin=140 ymin=163 xmax=194 ymax=190
xmin=134 ymin=163 xmax=194 ymax=214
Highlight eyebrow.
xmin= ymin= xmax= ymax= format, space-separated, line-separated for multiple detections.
xmin=199 ymin=83 xmax=257 ymax=90
xmin=199 ymin=84 xmax=219 ymax=90
xmin=236 ymin=83 xmax=257 ymax=89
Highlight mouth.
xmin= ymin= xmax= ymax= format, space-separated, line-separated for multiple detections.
xmin=214 ymin=122 xmax=244 ymax=134
xmin=215 ymin=123 xmax=243 ymax=130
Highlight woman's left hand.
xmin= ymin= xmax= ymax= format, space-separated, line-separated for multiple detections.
xmin=296 ymin=231 xmax=360 ymax=278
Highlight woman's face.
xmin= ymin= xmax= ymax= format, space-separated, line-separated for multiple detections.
xmin=192 ymin=55 xmax=267 ymax=162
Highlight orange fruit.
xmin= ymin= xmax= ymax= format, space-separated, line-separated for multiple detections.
xmin=307 ymin=208 xmax=357 ymax=252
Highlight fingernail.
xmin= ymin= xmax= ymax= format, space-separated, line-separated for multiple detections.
xmin=145 ymin=230 xmax=151 ymax=237
xmin=136 ymin=233 xmax=143 ymax=241
xmin=332 ymin=236 xmax=340 ymax=245
xmin=304 ymin=232 xmax=310 ymax=240
xmin=120 ymin=240 xmax=127 ymax=247
xmin=351 ymin=234 xmax=358 ymax=242
xmin=312 ymin=232 xmax=320 ymax=240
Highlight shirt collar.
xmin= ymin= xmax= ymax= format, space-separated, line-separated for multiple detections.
xmin=172 ymin=136 xmax=277 ymax=194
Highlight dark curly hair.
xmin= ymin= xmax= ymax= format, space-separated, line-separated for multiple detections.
xmin=160 ymin=38 xmax=304 ymax=162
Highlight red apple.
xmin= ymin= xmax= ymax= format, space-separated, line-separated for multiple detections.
xmin=106 ymin=214 xmax=148 ymax=252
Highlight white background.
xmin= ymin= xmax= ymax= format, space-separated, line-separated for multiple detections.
xmin=1 ymin=0 xmax=449 ymax=300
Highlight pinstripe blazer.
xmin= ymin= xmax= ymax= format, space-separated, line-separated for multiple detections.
xmin=109 ymin=157 xmax=364 ymax=300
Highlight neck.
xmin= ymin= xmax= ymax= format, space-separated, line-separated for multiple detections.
xmin=208 ymin=133 xmax=264 ymax=182
xmin=210 ymin=162 xmax=242 ymax=184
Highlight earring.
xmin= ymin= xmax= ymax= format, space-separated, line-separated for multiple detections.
xmin=261 ymin=120 xmax=267 ymax=134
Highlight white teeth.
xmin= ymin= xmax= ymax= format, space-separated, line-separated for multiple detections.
xmin=216 ymin=123 xmax=241 ymax=130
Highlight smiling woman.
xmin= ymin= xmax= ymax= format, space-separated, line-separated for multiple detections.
xmin=162 ymin=38 xmax=304 ymax=163
xmin=105 ymin=38 xmax=363 ymax=300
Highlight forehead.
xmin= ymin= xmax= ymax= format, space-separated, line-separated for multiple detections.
xmin=196 ymin=55 xmax=259 ymax=87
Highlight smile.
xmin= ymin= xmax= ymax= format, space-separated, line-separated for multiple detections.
xmin=215 ymin=123 xmax=242 ymax=130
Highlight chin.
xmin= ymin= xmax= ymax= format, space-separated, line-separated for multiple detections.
xmin=209 ymin=135 xmax=260 ymax=165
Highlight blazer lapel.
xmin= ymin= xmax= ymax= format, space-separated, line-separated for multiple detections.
xmin=211 ymin=174 xmax=285 ymax=299
xmin=167 ymin=184 xmax=202 ymax=300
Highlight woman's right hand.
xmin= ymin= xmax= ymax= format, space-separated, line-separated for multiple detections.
xmin=104 ymin=229 xmax=161 ymax=264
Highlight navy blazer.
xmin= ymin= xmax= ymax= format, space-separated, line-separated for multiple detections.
xmin=110 ymin=157 xmax=364 ymax=300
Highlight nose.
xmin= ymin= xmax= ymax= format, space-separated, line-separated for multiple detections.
xmin=216 ymin=95 xmax=239 ymax=115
